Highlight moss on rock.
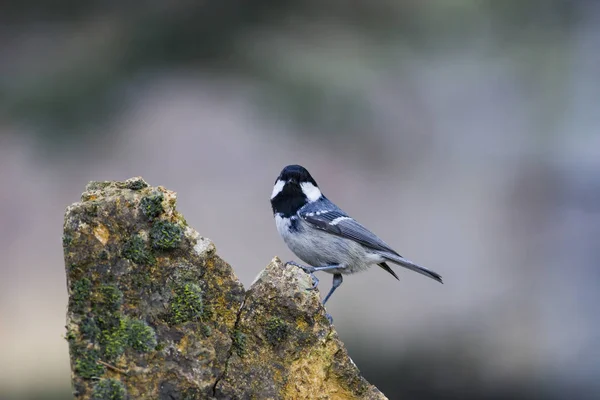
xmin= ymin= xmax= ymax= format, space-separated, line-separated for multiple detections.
xmin=122 ymin=234 xmax=155 ymax=265
xmin=80 ymin=317 xmax=101 ymax=341
xmin=124 ymin=177 xmax=148 ymax=191
xmin=96 ymin=285 xmax=123 ymax=313
xmin=265 ymin=317 xmax=289 ymax=345
xmin=140 ymin=191 xmax=164 ymax=221
xmin=95 ymin=315 xmax=156 ymax=361
xmin=169 ymin=283 xmax=204 ymax=325
xmin=74 ymin=349 xmax=105 ymax=379
xmin=151 ymin=220 xmax=183 ymax=250
xmin=125 ymin=318 xmax=157 ymax=352
xmin=92 ymin=378 xmax=126 ymax=400
xmin=232 ymin=330 xmax=247 ymax=357
xmin=70 ymin=278 xmax=92 ymax=313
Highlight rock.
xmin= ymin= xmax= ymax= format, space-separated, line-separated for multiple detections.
xmin=215 ymin=260 xmax=387 ymax=400
xmin=63 ymin=177 xmax=387 ymax=399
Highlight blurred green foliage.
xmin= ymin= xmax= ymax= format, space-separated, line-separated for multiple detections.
xmin=0 ymin=0 xmax=577 ymax=146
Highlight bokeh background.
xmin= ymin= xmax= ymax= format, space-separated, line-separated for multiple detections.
xmin=1 ymin=1 xmax=599 ymax=399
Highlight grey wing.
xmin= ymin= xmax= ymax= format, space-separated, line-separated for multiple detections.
xmin=299 ymin=208 xmax=401 ymax=256
xmin=299 ymin=204 xmax=444 ymax=283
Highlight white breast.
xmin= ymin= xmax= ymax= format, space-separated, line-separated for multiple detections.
xmin=275 ymin=214 xmax=294 ymax=237
xmin=274 ymin=214 xmax=383 ymax=274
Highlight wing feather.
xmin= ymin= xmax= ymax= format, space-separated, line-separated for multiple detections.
xmin=299 ymin=206 xmax=443 ymax=284
xmin=300 ymin=209 xmax=400 ymax=256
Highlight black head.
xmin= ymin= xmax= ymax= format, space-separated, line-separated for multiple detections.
xmin=270 ymin=165 xmax=322 ymax=217
xmin=276 ymin=165 xmax=318 ymax=187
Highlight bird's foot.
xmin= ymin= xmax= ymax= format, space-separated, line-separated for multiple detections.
xmin=307 ymin=273 xmax=319 ymax=290
xmin=325 ymin=313 xmax=333 ymax=324
xmin=285 ymin=261 xmax=319 ymax=290
xmin=285 ymin=260 xmax=301 ymax=268
xmin=285 ymin=260 xmax=315 ymax=273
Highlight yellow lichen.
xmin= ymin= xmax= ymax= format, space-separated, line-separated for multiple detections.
xmin=93 ymin=224 xmax=110 ymax=245
xmin=283 ymin=339 xmax=354 ymax=400
xmin=296 ymin=317 xmax=309 ymax=331
xmin=177 ymin=335 xmax=189 ymax=353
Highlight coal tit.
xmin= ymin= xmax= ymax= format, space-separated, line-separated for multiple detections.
xmin=270 ymin=165 xmax=442 ymax=316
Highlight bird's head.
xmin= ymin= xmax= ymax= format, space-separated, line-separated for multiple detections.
xmin=271 ymin=165 xmax=322 ymax=216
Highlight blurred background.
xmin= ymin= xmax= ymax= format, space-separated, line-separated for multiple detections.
xmin=1 ymin=0 xmax=599 ymax=399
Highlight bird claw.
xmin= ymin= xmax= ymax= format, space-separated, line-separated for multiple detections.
xmin=306 ymin=273 xmax=319 ymax=291
xmin=285 ymin=260 xmax=315 ymax=274
xmin=285 ymin=261 xmax=330 ymax=322
xmin=325 ymin=313 xmax=333 ymax=324
xmin=286 ymin=261 xmax=318 ymax=285
xmin=285 ymin=260 xmax=302 ymax=268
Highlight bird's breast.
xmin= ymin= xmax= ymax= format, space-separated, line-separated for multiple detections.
xmin=274 ymin=215 xmax=381 ymax=272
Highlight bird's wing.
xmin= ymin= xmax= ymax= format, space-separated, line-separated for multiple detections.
xmin=299 ymin=205 xmax=443 ymax=283
xmin=299 ymin=208 xmax=401 ymax=256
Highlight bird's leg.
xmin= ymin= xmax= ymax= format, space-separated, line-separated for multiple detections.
xmin=285 ymin=261 xmax=344 ymax=291
xmin=323 ymin=273 xmax=343 ymax=324
xmin=285 ymin=260 xmax=310 ymax=270
xmin=322 ymin=273 xmax=343 ymax=305
xmin=304 ymin=265 xmax=344 ymax=290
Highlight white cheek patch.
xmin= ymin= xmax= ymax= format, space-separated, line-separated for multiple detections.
xmin=300 ymin=182 xmax=322 ymax=202
xmin=271 ymin=179 xmax=285 ymax=199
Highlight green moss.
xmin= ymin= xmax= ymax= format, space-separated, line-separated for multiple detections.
xmin=65 ymin=327 xmax=77 ymax=342
xmin=125 ymin=178 xmax=148 ymax=190
xmin=265 ymin=317 xmax=289 ymax=345
xmin=88 ymin=285 xmax=125 ymax=360
xmin=100 ymin=318 xmax=127 ymax=360
xmin=122 ymin=235 xmax=155 ymax=265
xmin=86 ymin=283 xmax=156 ymax=360
xmin=75 ymin=349 xmax=105 ymax=379
xmin=85 ymin=202 xmax=99 ymax=217
xmin=66 ymin=328 xmax=101 ymax=379
xmin=92 ymin=378 xmax=126 ymax=400
xmin=70 ymin=278 xmax=92 ymax=313
xmin=125 ymin=319 xmax=157 ymax=352
xmin=62 ymin=233 xmax=73 ymax=248
xmin=140 ymin=192 xmax=164 ymax=221
xmin=97 ymin=285 xmax=123 ymax=312
xmin=232 ymin=330 xmax=247 ymax=357
xmin=86 ymin=181 xmax=112 ymax=191
xmin=169 ymin=283 xmax=203 ymax=324
xmin=128 ymin=266 xmax=152 ymax=292
xmin=151 ymin=221 xmax=183 ymax=250
xmin=201 ymin=324 xmax=212 ymax=337
xmin=97 ymin=317 xmax=158 ymax=360
xmin=173 ymin=263 xmax=203 ymax=283
xmin=80 ymin=317 xmax=101 ymax=341
xmin=200 ymin=304 xmax=213 ymax=320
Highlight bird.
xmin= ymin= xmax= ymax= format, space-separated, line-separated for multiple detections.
xmin=270 ymin=164 xmax=442 ymax=320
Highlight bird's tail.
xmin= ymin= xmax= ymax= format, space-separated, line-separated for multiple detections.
xmin=379 ymin=252 xmax=443 ymax=283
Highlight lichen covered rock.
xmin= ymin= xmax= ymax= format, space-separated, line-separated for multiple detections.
xmin=63 ymin=177 xmax=244 ymax=398
xmin=63 ymin=177 xmax=386 ymax=399
xmin=214 ymin=260 xmax=387 ymax=400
